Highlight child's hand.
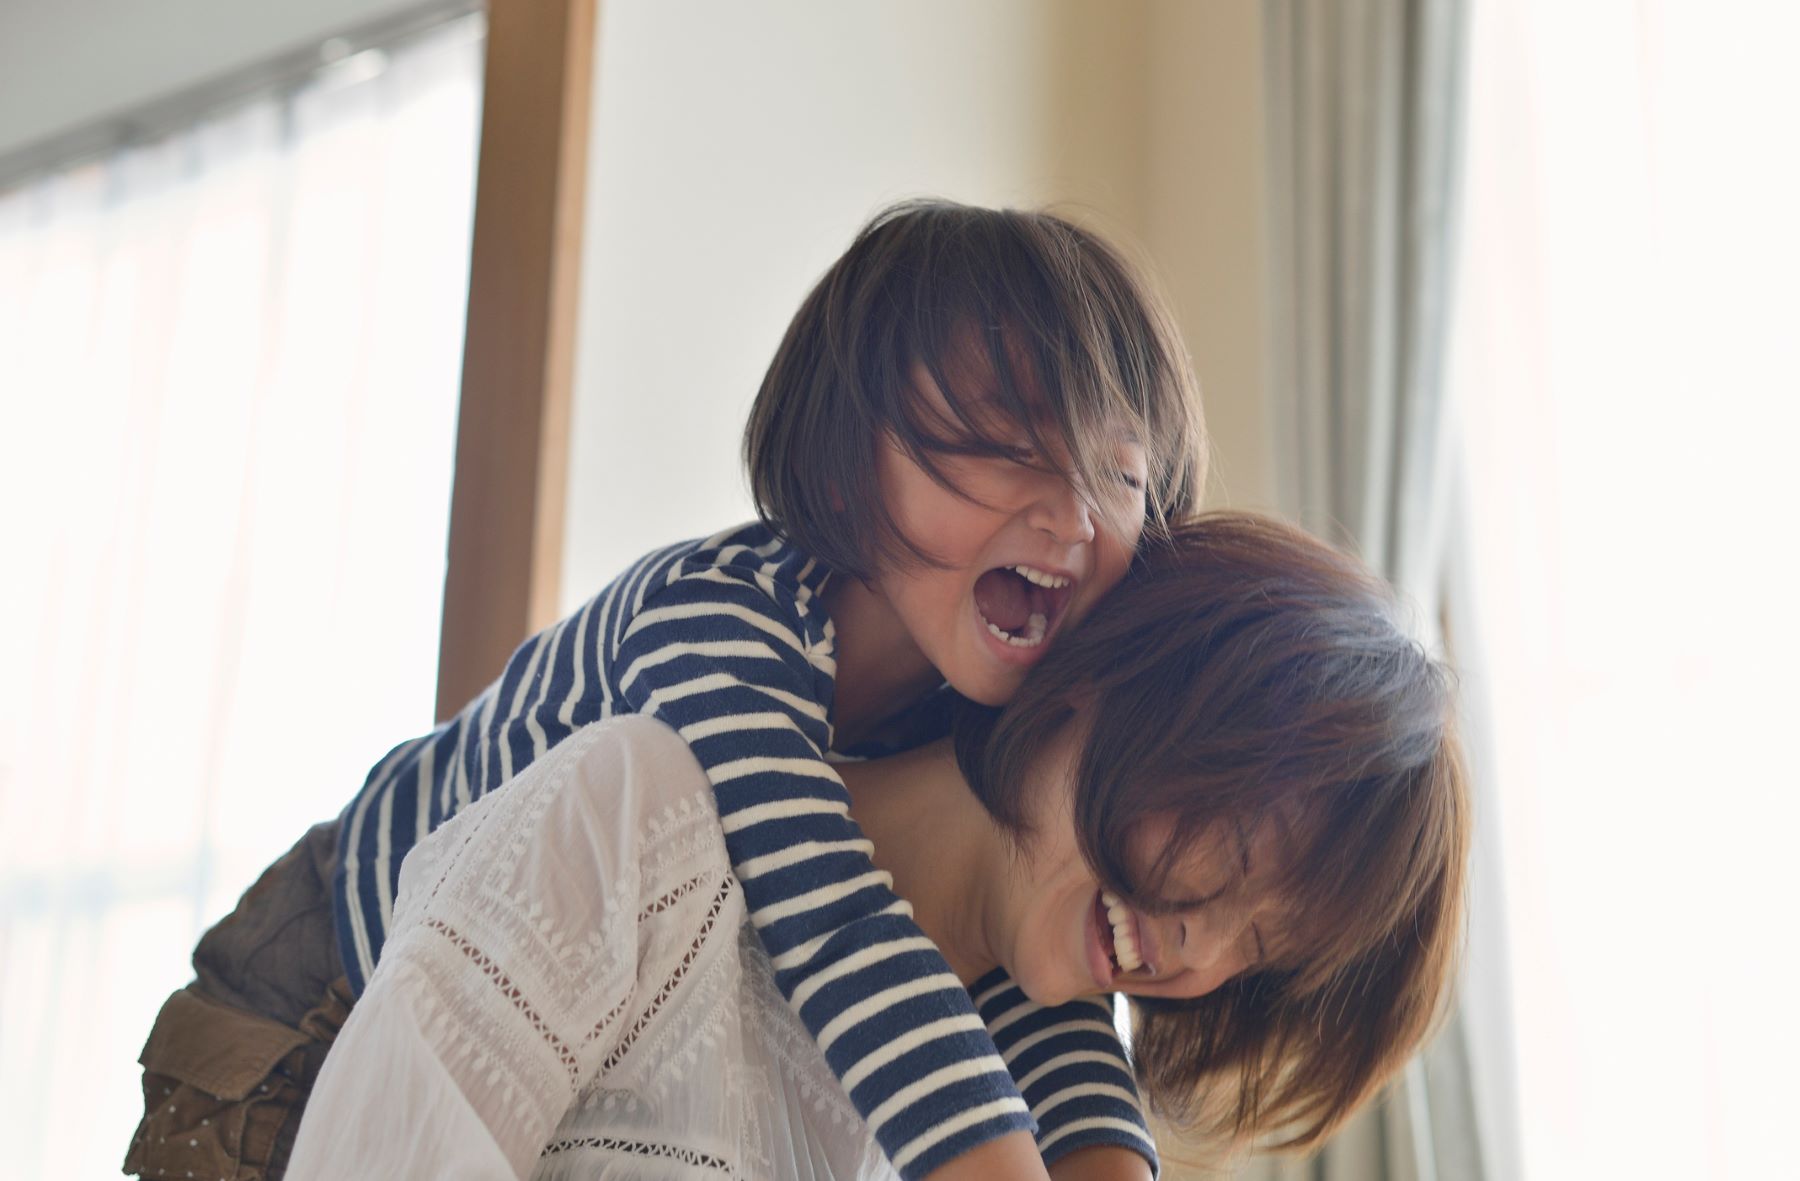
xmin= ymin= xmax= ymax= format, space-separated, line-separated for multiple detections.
xmin=1046 ymin=1145 xmax=1155 ymax=1181
xmin=919 ymin=1131 xmax=1053 ymax=1181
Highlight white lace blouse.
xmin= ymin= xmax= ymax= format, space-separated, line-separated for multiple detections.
xmin=288 ymin=716 xmax=899 ymax=1180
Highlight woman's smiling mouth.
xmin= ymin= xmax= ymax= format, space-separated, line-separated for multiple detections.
xmin=1091 ymin=889 xmax=1155 ymax=987
xmin=1100 ymin=889 xmax=1144 ymax=972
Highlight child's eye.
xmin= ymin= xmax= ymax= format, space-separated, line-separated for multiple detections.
xmin=1117 ymin=470 xmax=1146 ymax=492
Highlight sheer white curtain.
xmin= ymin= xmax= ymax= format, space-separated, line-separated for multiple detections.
xmin=0 ymin=16 xmax=482 ymax=1178
xmin=1451 ymin=2 xmax=1800 ymax=1178
xmin=1249 ymin=3 xmax=1491 ymax=1179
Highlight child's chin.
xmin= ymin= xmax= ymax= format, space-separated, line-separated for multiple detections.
xmin=958 ymin=683 xmax=1015 ymax=707
xmin=951 ymin=664 xmax=1027 ymax=707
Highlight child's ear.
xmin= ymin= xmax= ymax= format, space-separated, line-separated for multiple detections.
xmin=828 ymin=479 xmax=845 ymax=512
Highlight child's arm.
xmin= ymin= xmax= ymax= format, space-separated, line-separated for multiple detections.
xmin=616 ymin=562 xmax=1037 ymax=1179
xmin=974 ymin=975 xmax=1159 ymax=1176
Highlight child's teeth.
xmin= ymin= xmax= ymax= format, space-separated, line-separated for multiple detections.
xmin=1011 ymin=565 xmax=1071 ymax=590
xmin=985 ymin=615 xmax=1046 ymax=648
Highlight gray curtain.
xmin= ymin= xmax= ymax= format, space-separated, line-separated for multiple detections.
xmin=1237 ymin=1 xmax=1496 ymax=1180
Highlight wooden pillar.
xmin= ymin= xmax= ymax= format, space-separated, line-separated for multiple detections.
xmin=435 ymin=0 xmax=595 ymax=721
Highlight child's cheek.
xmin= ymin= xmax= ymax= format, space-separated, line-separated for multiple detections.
xmin=1097 ymin=522 xmax=1142 ymax=587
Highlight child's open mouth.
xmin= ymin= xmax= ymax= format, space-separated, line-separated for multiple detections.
xmin=973 ymin=564 xmax=1074 ymax=648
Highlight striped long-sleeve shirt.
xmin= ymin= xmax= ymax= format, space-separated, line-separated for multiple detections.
xmin=334 ymin=522 xmax=1155 ymax=1178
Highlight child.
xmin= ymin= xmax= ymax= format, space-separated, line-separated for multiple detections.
xmin=126 ymin=199 xmax=1206 ymax=1181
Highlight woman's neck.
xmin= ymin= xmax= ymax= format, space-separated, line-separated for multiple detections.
xmin=823 ymin=574 xmax=943 ymax=751
xmin=838 ymin=741 xmax=1009 ymax=986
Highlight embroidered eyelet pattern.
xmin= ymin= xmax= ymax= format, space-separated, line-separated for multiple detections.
xmin=426 ymin=916 xmax=583 ymax=1086
xmin=380 ymin=740 xmax=904 ymax=1175
xmin=540 ymin=1135 xmax=742 ymax=1177
xmin=641 ymin=871 xmax=708 ymax=918
xmin=579 ymin=995 xmax=634 ymax=1059
xmin=601 ymin=873 xmax=734 ymax=1074
xmin=735 ymin=926 xmax=862 ymax=1131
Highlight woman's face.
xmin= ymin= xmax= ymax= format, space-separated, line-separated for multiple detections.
xmin=997 ymin=730 xmax=1297 ymax=1007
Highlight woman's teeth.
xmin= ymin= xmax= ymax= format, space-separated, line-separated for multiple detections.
xmin=986 ymin=613 xmax=1048 ymax=647
xmin=1011 ymin=564 xmax=1071 ymax=589
xmin=1101 ymin=889 xmax=1143 ymax=973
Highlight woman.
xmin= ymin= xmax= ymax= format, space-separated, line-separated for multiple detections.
xmin=287 ymin=514 xmax=1469 ymax=1179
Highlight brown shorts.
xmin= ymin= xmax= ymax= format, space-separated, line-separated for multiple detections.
xmin=123 ymin=820 xmax=355 ymax=1181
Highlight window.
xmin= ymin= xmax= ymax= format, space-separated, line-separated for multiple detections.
xmin=1452 ymin=3 xmax=1799 ymax=1177
xmin=0 ymin=15 xmax=483 ymax=1176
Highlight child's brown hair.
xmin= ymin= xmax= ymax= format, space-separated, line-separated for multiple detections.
xmin=955 ymin=512 xmax=1471 ymax=1153
xmin=743 ymin=198 xmax=1207 ymax=580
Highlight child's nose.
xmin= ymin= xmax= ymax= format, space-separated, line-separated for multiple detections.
xmin=1026 ymin=475 xmax=1096 ymax=545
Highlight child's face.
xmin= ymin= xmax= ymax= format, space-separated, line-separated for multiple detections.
xmin=871 ymin=362 xmax=1148 ymax=707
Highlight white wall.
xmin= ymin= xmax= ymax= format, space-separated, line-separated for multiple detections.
xmin=1144 ymin=0 xmax=1274 ymax=512
xmin=1 ymin=0 xmax=1273 ymax=612
xmin=562 ymin=0 xmax=1273 ymax=606
xmin=0 ymin=0 xmax=435 ymax=160
xmin=0 ymin=0 xmax=1275 ymax=623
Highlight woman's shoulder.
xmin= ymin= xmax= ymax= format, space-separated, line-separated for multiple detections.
xmin=553 ymin=716 xmax=718 ymax=822
xmin=411 ymin=717 xmax=717 ymax=874
xmin=393 ymin=716 xmax=727 ymax=932
xmin=566 ymin=712 xmax=697 ymax=765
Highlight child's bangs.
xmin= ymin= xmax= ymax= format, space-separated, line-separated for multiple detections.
xmin=878 ymin=219 xmax=1171 ymax=523
xmin=896 ymin=313 xmax=1152 ymax=522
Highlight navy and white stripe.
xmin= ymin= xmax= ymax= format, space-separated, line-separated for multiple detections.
xmin=333 ymin=522 xmax=1152 ymax=1178
xmin=974 ymin=972 xmax=1158 ymax=1172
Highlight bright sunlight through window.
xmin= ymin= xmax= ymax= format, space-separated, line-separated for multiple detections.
xmin=1453 ymin=3 xmax=1800 ymax=1178
xmin=0 ymin=16 xmax=483 ymax=1178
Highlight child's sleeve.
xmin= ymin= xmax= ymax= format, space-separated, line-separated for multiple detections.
xmin=973 ymin=974 xmax=1159 ymax=1174
xmin=615 ymin=566 xmax=1036 ymax=1179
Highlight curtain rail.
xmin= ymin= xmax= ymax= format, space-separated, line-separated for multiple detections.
xmin=0 ymin=0 xmax=483 ymax=193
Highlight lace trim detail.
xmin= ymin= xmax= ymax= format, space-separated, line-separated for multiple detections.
xmin=734 ymin=926 xmax=863 ymax=1132
xmin=642 ymin=871 xmax=709 ymax=918
xmin=631 ymin=929 xmax=736 ymax=1101
xmin=425 ymin=916 xmax=584 ymax=1087
xmin=601 ymin=874 xmax=734 ymax=1074
xmin=564 ymin=871 xmax=718 ymax=1060
xmin=579 ymin=996 xmax=634 ymax=1058
xmin=540 ymin=1135 xmax=743 ymax=1177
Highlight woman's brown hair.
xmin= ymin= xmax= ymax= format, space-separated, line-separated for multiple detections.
xmin=955 ymin=512 xmax=1471 ymax=1153
xmin=743 ymin=199 xmax=1207 ymax=580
